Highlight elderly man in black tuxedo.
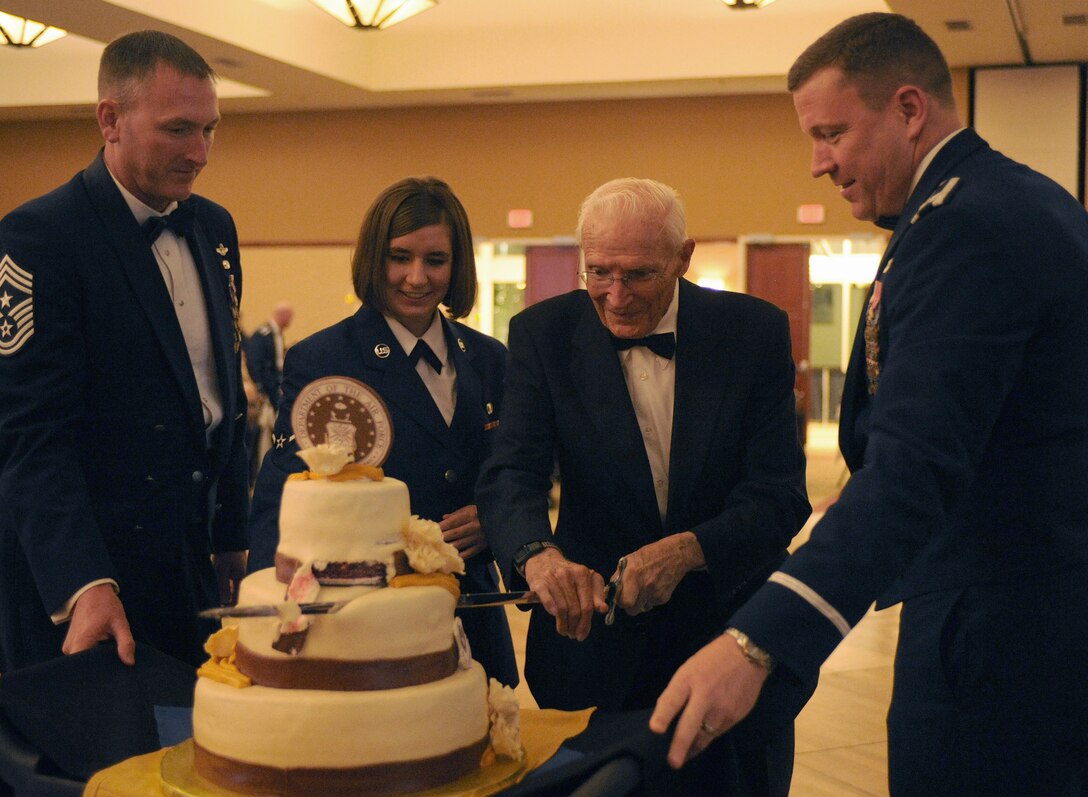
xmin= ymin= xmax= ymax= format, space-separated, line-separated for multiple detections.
xmin=477 ymin=178 xmax=813 ymax=795
xmin=0 ymin=31 xmax=248 ymax=671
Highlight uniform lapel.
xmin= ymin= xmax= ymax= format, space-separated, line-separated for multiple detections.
xmin=569 ymin=299 xmax=660 ymax=531
xmin=186 ymin=213 xmax=239 ymax=468
xmin=445 ymin=319 xmax=486 ymax=443
xmin=666 ymin=281 xmax=730 ymax=531
xmin=82 ymin=154 xmax=206 ymax=451
xmin=839 ymin=129 xmax=984 ymax=469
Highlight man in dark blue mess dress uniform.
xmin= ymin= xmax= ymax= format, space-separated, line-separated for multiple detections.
xmin=0 ymin=31 xmax=249 ymax=671
xmin=653 ymin=14 xmax=1088 ymax=797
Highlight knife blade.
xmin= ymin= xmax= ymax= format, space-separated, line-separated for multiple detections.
xmin=455 ymin=590 xmax=539 ymax=608
xmin=198 ymin=601 xmax=352 ymax=619
xmin=199 ymin=590 xmax=540 ymax=619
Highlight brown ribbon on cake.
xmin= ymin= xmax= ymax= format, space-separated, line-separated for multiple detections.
xmin=193 ymin=736 xmax=490 ymax=797
xmin=235 ymin=642 xmax=459 ymax=691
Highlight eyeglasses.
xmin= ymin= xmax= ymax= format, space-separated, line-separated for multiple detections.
xmin=578 ymin=268 xmax=665 ymax=288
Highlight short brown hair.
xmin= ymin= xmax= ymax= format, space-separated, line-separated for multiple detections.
xmin=99 ymin=30 xmax=216 ymax=105
xmin=788 ymin=13 xmax=954 ymax=110
xmin=351 ymin=177 xmax=478 ymax=319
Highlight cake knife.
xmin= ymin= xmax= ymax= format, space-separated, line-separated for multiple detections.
xmin=199 ymin=590 xmax=540 ymax=619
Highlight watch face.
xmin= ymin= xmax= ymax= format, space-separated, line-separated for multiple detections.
xmin=290 ymin=376 xmax=393 ymax=466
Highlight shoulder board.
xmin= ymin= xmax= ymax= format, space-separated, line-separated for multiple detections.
xmin=911 ymin=177 xmax=961 ymax=224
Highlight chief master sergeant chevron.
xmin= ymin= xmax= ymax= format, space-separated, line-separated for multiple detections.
xmin=0 ymin=31 xmax=249 ymax=671
xmin=652 ymin=13 xmax=1088 ymax=797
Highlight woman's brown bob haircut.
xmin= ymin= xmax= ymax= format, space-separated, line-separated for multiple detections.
xmin=351 ymin=177 xmax=478 ymax=319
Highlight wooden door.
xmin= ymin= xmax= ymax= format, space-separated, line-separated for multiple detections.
xmin=745 ymin=242 xmax=811 ymax=443
xmin=525 ymin=245 xmax=580 ymax=307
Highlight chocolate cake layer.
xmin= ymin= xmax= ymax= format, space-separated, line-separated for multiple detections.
xmin=275 ymin=551 xmax=412 ymax=586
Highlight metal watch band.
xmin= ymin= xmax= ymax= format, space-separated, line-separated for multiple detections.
xmin=725 ymin=627 xmax=776 ymax=673
xmin=513 ymin=540 xmax=561 ymax=577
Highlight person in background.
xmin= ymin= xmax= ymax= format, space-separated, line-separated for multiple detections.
xmin=652 ymin=13 xmax=1088 ymax=797
xmin=245 ymin=301 xmax=293 ymax=414
xmin=0 ymin=30 xmax=249 ymax=670
xmin=244 ymin=302 xmax=293 ymax=486
xmin=476 ymin=177 xmax=814 ymax=795
xmin=246 ymin=177 xmax=518 ymax=688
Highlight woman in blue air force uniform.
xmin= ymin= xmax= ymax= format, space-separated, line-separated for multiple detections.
xmin=247 ymin=177 xmax=517 ymax=687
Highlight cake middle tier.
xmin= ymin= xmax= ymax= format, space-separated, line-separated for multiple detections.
xmin=235 ymin=569 xmax=460 ymax=690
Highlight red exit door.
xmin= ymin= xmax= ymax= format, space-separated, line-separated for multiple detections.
xmin=745 ymin=242 xmax=811 ymax=443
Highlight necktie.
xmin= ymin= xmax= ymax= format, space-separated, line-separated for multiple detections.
xmin=142 ymin=203 xmax=197 ymax=243
xmin=408 ymin=340 xmax=443 ymax=373
xmin=611 ymin=332 xmax=675 ymax=360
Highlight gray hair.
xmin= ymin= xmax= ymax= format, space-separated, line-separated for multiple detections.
xmin=575 ymin=178 xmax=687 ymax=254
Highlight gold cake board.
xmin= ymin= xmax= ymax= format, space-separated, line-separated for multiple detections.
xmin=82 ymin=707 xmax=594 ymax=797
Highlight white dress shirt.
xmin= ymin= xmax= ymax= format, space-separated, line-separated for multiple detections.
xmin=617 ymin=282 xmax=679 ymax=522
xmin=111 ymin=173 xmax=223 ymax=440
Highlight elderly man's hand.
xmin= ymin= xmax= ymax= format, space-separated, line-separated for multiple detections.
xmin=614 ymin=531 xmax=704 ymax=615
xmin=523 ymin=548 xmax=609 ymax=641
xmin=649 ymin=632 xmax=769 ymax=767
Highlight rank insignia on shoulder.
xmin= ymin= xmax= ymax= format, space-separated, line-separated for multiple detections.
xmin=216 ymin=243 xmax=229 ymax=256
xmin=911 ymin=177 xmax=960 ymax=224
xmin=0 ymin=254 xmax=34 ymax=357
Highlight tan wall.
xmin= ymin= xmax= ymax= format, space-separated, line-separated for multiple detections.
xmin=0 ymin=71 xmax=970 ymax=337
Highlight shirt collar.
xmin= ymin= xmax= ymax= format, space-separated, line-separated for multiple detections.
xmin=106 ymin=165 xmax=178 ymax=225
xmin=385 ymin=312 xmax=448 ymax=364
xmin=910 ymin=127 xmax=967 ymax=195
xmin=649 ymin=281 xmax=680 ymax=337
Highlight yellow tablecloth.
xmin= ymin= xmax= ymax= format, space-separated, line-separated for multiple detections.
xmin=83 ymin=707 xmax=594 ymax=797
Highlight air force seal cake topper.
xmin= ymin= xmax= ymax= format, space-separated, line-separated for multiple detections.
xmin=290 ymin=377 xmax=393 ymax=466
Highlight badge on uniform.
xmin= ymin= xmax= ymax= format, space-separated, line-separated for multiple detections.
xmin=0 ymin=254 xmax=34 ymax=357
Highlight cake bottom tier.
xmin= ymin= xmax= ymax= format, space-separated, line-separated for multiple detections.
xmin=193 ymin=662 xmax=490 ymax=796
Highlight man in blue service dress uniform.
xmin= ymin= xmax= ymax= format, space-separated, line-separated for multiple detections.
xmin=652 ymin=14 xmax=1088 ymax=797
xmin=0 ymin=31 xmax=249 ymax=672
xmin=244 ymin=301 xmax=293 ymax=413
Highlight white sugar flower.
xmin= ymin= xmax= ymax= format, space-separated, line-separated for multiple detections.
xmin=487 ymin=678 xmax=522 ymax=760
xmin=296 ymin=444 xmax=353 ymax=476
xmin=402 ymin=516 xmax=465 ymax=575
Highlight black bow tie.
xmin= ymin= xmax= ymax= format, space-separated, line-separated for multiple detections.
xmin=611 ymin=332 xmax=675 ymax=360
xmin=142 ymin=203 xmax=196 ymax=243
xmin=408 ymin=340 xmax=443 ymax=373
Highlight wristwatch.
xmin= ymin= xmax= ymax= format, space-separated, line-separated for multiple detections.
xmin=724 ymin=627 xmax=776 ymax=673
xmin=512 ymin=540 xmax=562 ymax=577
